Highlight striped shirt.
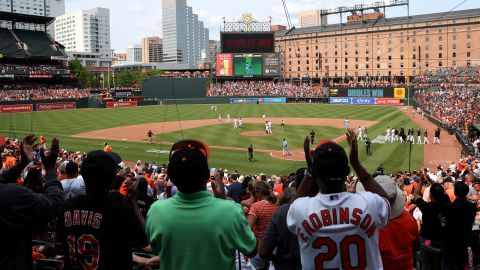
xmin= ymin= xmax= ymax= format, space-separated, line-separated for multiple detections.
xmin=248 ymin=200 xmax=276 ymax=251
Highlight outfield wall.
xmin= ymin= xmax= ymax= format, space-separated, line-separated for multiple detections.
xmin=162 ymin=97 xmax=330 ymax=105
xmin=142 ymin=78 xmax=208 ymax=100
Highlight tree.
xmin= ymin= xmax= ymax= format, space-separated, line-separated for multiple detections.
xmin=68 ymin=59 xmax=95 ymax=88
xmin=113 ymin=70 xmax=164 ymax=88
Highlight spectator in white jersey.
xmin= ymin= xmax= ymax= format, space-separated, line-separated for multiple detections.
xmin=287 ymin=131 xmax=391 ymax=270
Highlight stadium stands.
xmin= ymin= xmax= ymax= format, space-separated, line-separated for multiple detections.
xmin=0 ymin=28 xmax=28 ymax=58
xmin=13 ymin=30 xmax=64 ymax=58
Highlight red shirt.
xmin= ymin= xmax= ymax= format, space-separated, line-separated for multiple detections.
xmin=248 ymin=200 xmax=276 ymax=252
xmin=379 ymin=210 xmax=419 ymax=270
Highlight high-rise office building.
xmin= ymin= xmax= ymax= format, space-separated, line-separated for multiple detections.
xmin=54 ymin=7 xmax=111 ymax=67
xmin=141 ymin=37 xmax=163 ymax=63
xmin=162 ymin=0 xmax=209 ymax=68
xmin=299 ymin=9 xmax=327 ymax=28
xmin=0 ymin=0 xmax=65 ymax=35
xmin=126 ymin=44 xmax=142 ymax=63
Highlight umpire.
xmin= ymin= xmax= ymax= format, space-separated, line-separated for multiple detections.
xmin=365 ymin=137 xmax=372 ymax=155
xmin=248 ymin=144 xmax=254 ymax=162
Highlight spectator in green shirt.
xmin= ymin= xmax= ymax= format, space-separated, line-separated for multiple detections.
xmin=146 ymin=139 xmax=257 ymax=270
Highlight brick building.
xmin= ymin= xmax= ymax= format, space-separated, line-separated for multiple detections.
xmin=275 ymin=8 xmax=480 ymax=82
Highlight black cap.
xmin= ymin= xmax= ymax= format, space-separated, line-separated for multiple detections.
xmin=473 ymin=178 xmax=480 ymax=185
xmin=443 ymin=176 xmax=454 ymax=183
xmin=313 ymin=139 xmax=349 ymax=182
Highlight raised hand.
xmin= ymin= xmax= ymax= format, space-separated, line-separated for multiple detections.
xmin=20 ymin=135 xmax=38 ymax=164
xmin=303 ymin=136 xmax=313 ymax=170
xmin=346 ymin=129 xmax=359 ymax=165
xmin=40 ymin=138 xmax=59 ymax=171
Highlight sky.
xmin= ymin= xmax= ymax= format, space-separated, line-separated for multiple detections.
xmin=65 ymin=0 xmax=480 ymax=53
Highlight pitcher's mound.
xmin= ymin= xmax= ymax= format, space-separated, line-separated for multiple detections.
xmin=240 ymin=131 xmax=272 ymax=137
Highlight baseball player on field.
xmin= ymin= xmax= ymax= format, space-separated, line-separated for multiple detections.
xmin=287 ymin=130 xmax=391 ymax=270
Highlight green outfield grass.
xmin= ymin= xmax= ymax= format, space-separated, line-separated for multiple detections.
xmin=0 ymin=104 xmax=423 ymax=175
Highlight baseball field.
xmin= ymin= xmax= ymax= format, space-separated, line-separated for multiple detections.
xmin=0 ymin=103 xmax=424 ymax=175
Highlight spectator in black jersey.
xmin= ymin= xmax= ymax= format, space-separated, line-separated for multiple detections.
xmin=135 ymin=176 xmax=154 ymax=218
xmin=0 ymin=135 xmax=64 ymax=270
xmin=56 ymin=150 xmax=149 ymax=270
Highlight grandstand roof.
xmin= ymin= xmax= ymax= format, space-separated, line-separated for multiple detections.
xmin=276 ymin=8 xmax=480 ymax=36
xmin=0 ymin=11 xmax=54 ymax=25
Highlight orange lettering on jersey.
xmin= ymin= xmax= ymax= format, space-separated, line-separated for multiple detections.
xmin=339 ymin=207 xmax=349 ymax=224
xmin=360 ymin=214 xmax=372 ymax=230
xmin=64 ymin=212 xmax=72 ymax=227
xmin=81 ymin=210 xmax=88 ymax=226
xmin=87 ymin=212 xmax=94 ymax=227
xmin=92 ymin=213 xmax=102 ymax=229
xmin=351 ymin=208 xmax=362 ymax=225
xmin=309 ymin=213 xmax=323 ymax=230
xmin=297 ymin=228 xmax=308 ymax=242
xmin=302 ymin=220 xmax=316 ymax=236
xmin=321 ymin=209 xmax=332 ymax=226
xmin=332 ymin=208 xmax=338 ymax=225
xmin=365 ymin=223 xmax=377 ymax=237
xmin=73 ymin=210 xmax=80 ymax=226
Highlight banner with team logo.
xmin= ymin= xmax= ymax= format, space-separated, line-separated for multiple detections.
xmin=394 ymin=88 xmax=406 ymax=98
xmin=36 ymin=102 xmax=76 ymax=111
xmin=106 ymin=101 xmax=138 ymax=108
xmin=0 ymin=104 xmax=33 ymax=113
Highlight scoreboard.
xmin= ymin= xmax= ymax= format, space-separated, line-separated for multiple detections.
xmin=216 ymin=53 xmax=281 ymax=78
xmin=220 ymin=32 xmax=275 ymax=53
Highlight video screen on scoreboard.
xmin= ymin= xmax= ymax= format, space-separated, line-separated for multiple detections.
xmin=233 ymin=54 xmax=263 ymax=77
xmin=216 ymin=54 xmax=233 ymax=77
xmin=221 ymin=32 xmax=275 ymax=53
xmin=263 ymin=53 xmax=281 ymax=76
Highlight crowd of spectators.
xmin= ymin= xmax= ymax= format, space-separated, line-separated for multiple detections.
xmin=207 ymin=81 xmax=328 ymax=97
xmin=0 ymin=88 xmax=90 ymax=101
xmin=0 ymin=64 xmax=69 ymax=75
xmin=414 ymin=66 xmax=480 ymax=87
xmin=0 ymin=132 xmax=479 ymax=269
xmin=414 ymin=86 xmax=480 ymax=130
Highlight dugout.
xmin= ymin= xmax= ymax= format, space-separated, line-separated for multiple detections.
xmin=142 ymin=78 xmax=208 ymax=100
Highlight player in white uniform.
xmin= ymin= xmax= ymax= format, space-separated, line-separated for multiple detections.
xmin=262 ymin=113 xmax=266 ymax=119
xmin=218 ymin=114 xmax=222 ymax=122
xmin=282 ymin=138 xmax=291 ymax=156
xmin=265 ymin=121 xmax=269 ymax=134
xmin=385 ymin=127 xmax=391 ymax=142
xmin=233 ymin=118 xmax=238 ymax=129
xmin=344 ymin=118 xmax=350 ymax=129
xmin=357 ymin=126 xmax=363 ymax=141
xmin=267 ymin=121 xmax=272 ymax=134
xmin=226 ymin=113 xmax=230 ymax=122
xmin=287 ymin=131 xmax=390 ymax=270
xmin=238 ymin=118 xmax=243 ymax=128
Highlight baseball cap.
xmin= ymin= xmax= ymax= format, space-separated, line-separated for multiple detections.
xmin=443 ymin=176 xmax=454 ymax=183
xmin=473 ymin=178 xmax=480 ymax=185
xmin=83 ymin=150 xmax=122 ymax=169
xmin=357 ymin=175 xmax=406 ymax=220
xmin=313 ymin=139 xmax=349 ymax=182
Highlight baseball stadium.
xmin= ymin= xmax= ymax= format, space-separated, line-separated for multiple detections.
xmin=1 ymin=0 xmax=480 ymax=270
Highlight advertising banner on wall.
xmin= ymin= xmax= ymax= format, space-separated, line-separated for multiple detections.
xmin=329 ymin=87 xmax=398 ymax=98
xmin=0 ymin=104 xmax=33 ymax=113
xmin=329 ymin=97 xmax=352 ymax=104
xmin=263 ymin=53 xmax=281 ymax=76
xmin=351 ymin=98 xmax=376 ymax=105
xmin=106 ymin=101 xmax=137 ymax=108
xmin=216 ymin=54 xmax=233 ymax=77
xmin=376 ymin=98 xmax=403 ymax=105
xmin=230 ymin=97 xmax=286 ymax=104
xmin=36 ymin=102 xmax=76 ymax=111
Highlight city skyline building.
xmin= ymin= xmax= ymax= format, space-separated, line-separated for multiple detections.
xmin=54 ymin=7 xmax=111 ymax=67
xmin=126 ymin=44 xmax=142 ymax=63
xmin=141 ymin=36 xmax=163 ymax=63
xmin=299 ymin=9 xmax=328 ymax=28
xmin=162 ymin=0 xmax=209 ymax=68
